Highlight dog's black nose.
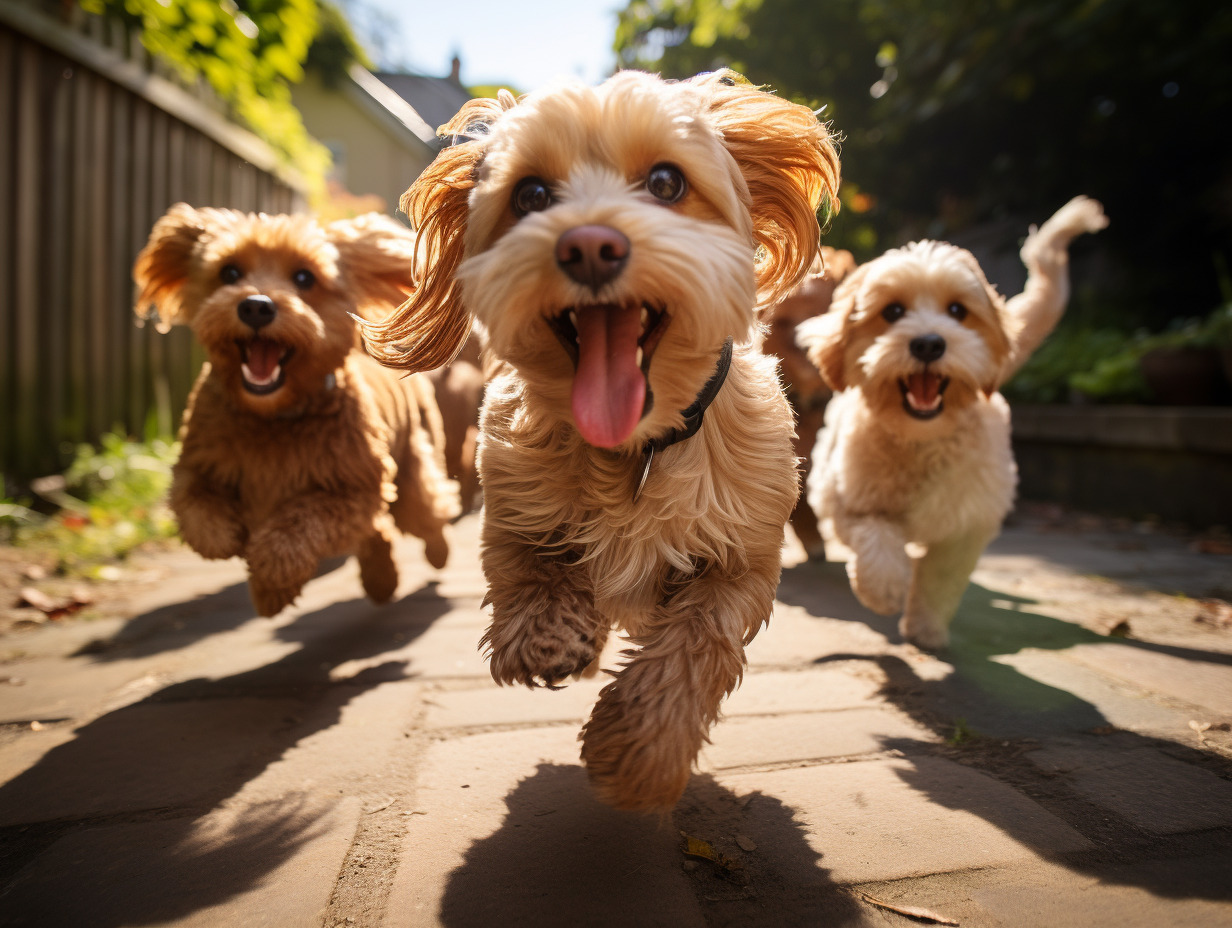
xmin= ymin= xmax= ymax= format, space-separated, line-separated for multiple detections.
xmin=909 ymin=333 xmax=946 ymax=363
xmin=237 ymin=295 xmax=276 ymax=330
xmin=555 ymin=225 xmax=630 ymax=289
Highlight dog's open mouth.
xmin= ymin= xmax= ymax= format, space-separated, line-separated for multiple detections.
xmin=238 ymin=338 xmax=292 ymax=395
xmin=547 ymin=302 xmax=670 ymax=448
xmin=899 ymin=371 xmax=950 ymax=420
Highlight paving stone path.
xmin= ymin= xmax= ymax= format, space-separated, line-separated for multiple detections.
xmin=1 ymin=510 xmax=1230 ymax=926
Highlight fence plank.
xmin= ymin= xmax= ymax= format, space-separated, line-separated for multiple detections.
xmin=0 ymin=14 xmax=305 ymax=482
xmin=0 ymin=28 xmax=17 ymax=476
xmin=13 ymin=40 xmax=45 ymax=476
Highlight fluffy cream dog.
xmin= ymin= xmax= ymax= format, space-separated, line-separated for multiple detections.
xmin=798 ymin=196 xmax=1107 ymax=649
xmin=363 ymin=70 xmax=839 ymax=809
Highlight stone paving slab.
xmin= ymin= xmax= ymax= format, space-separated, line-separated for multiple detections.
xmin=720 ymin=756 xmax=1092 ymax=884
xmin=423 ymin=677 xmax=606 ymax=730
xmin=0 ymin=657 xmax=182 ymax=724
xmin=0 ymin=697 xmax=304 ymax=827
xmin=855 ymin=854 xmax=1232 ymax=928
xmin=991 ymin=647 xmax=1203 ymax=736
xmin=701 ymin=707 xmax=931 ymax=771
xmin=1029 ymin=743 xmax=1232 ymax=834
xmin=383 ymin=725 xmax=705 ymax=928
xmin=1 ymin=795 xmax=360 ymax=928
xmin=722 ymin=666 xmax=884 ymax=716
xmin=1063 ymin=641 xmax=1232 ymax=717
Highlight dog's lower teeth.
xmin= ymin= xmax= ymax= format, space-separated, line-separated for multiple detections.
xmin=636 ymin=347 xmax=644 ymax=367
xmin=640 ymin=307 xmax=648 ymax=327
xmin=568 ymin=310 xmax=578 ymax=327
xmin=242 ymin=363 xmax=280 ymax=386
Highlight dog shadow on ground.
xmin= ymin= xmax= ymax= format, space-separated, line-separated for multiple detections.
xmin=778 ymin=568 xmax=1232 ymax=906
xmin=71 ymin=555 xmax=353 ymax=662
xmin=435 ymin=764 xmax=868 ymax=927
xmin=0 ymin=580 xmax=451 ymax=927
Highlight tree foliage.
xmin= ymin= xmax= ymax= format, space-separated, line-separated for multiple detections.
xmin=80 ymin=0 xmax=331 ymax=184
xmin=615 ymin=0 xmax=1232 ymax=327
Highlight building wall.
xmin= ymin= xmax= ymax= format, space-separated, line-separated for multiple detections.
xmin=292 ymin=72 xmax=435 ymax=223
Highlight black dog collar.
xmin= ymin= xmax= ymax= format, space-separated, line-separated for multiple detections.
xmin=633 ymin=336 xmax=734 ymax=502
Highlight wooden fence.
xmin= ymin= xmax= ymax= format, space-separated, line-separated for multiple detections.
xmin=0 ymin=1 xmax=306 ymax=483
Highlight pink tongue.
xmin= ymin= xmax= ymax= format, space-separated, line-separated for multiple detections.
xmin=571 ymin=304 xmax=646 ymax=448
xmin=246 ymin=338 xmax=283 ymax=379
xmin=907 ymin=372 xmax=941 ymax=404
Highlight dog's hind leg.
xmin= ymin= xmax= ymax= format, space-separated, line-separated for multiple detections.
xmin=357 ymin=520 xmax=399 ymax=604
xmin=579 ymin=563 xmax=773 ymax=811
xmin=900 ymin=523 xmax=999 ymax=650
xmin=245 ymin=490 xmax=381 ymax=616
xmin=389 ymin=455 xmax=457 ymax=570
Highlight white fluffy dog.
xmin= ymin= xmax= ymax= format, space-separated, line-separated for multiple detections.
xmin=797 ymin=196 xmax=1107 ymax=649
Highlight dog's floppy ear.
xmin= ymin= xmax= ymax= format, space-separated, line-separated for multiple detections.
xmin=133 ymin=202 xmax=208 ymax=332
xmin=698 ymin=70 xmax=841 ymax=309
xmin=956 ymin=249 xmax=1012 ymax=395
xmin=327 ymin=213 xmax=419 ymax=322
xmin=795 ymin=262 xmax=867 ymax=392
xmin=360 ymin=98 xmax=505 ymax=372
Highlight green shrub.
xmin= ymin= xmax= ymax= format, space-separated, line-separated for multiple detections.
xmin=12 ymin=431 xmax=180 ymax=573
xmin=1004 ymin=303 xmax=1232 ymax=404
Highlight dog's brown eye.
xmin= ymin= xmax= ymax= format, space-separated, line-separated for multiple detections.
xmin=512 ymin=177 xmax=552 ymax=216
xmin=947 ymin=302 xmax=968 ymax=321
xmin=292 ymin=268 xmax=315 ymax=290
xmin=220 ymin=264 xmax=242 ymax=284
xmin=646 ymin=163 xmax=686 ymax=203
xmin=881 ymin=302 xmax=906 ymax=323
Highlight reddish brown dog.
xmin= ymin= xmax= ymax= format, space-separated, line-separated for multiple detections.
xmin=134 ymin=205 xmax=460 ymax=616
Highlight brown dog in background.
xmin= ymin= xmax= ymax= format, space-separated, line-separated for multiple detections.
xmin=426 ymin=324 xmax=487 ymax=513
xmin=762 ymin=245 xmax=856 ymax=559
xmin=134 ymin=205 xmax=460 ymax=616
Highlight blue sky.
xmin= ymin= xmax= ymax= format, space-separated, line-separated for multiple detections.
xmin=359 ymin=0 xmax=624 ymax=91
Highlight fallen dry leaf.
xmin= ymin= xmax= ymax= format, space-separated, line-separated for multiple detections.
xmin=15 ymin=586 xmax=93 ymax=623
xmin=1195 ymin=600 xmax=1232 ymax=629
xmin=17 ymin=587 xmax=57 ymax=612
xmin=858 ymin=890 xmax=959 ymax=925
xmin=16 ymin=587 xmax=92 ymax=621
xmin=680 ymin=832 xmax=745 ymax=882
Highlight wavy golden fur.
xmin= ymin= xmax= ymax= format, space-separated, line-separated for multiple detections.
xmin=364 ymin=69 xmax=840 ymax=810
xmin=134 ymin=205 xmax=460 ymax=616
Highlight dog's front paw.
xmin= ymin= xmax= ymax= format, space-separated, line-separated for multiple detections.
xmin=247 ymin=576 xmax=303 ymax=617
xmin=244 ymin=534 xmax=318 ymax=616
xmin=482 ymin=586 xmax=602 ymax=688
xmin=900 ymin=612 xmax=950 ymax=651
xmin=847 ymin=553 xmax=910 ymax=616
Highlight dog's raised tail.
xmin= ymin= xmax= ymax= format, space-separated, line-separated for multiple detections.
xmin=1000 ymin=195 xmax=1108 ymax=383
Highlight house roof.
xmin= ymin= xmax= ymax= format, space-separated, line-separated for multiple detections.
xmin=373 ymin=71 xmax=473 ymax=139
